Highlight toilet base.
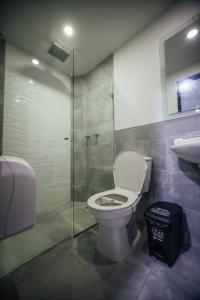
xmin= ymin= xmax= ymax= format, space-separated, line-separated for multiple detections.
xmin=97 ymin=224 xmax=131 ymax=262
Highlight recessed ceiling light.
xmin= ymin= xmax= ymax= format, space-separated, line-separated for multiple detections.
xmin=186 ymin=28 xmax=198 ymax=39
xmin=64 ymin=25 xmax=74 ymax=36
xmin=32 ymin=58 xmax=39 ymax=65
xmin=29 ymin=79 xmax=34 ymax=84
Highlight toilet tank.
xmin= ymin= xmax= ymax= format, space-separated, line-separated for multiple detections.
xmin=0 ymin=156 xmax=36 ymax=239
xmin=142 ymin=157 xmax=152 ymax=193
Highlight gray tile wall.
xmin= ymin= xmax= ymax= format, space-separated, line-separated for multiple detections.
xmin=115 ymin=114 xmax=200 ymax=242
xmin=0 ymin=37 xmax=5 ymax=154
xmin=73 ymin=56 xmax=114 ymax=202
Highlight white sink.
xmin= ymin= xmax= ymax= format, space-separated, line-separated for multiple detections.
xmin=171 ymin=136 xmax=200 ymax=164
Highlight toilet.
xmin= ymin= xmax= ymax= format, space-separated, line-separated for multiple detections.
xmin=87 ymin=150 xmax=152 ymax=262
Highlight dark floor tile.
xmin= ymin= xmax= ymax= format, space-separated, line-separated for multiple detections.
xmin=104 ymin=255 xmax=151 ymax=295
xmin=129 ymin=240 xmax=155 ymax=269
xmin=11 ymin=247 xmax=79 ymax=300
xmin=72 ymin=280 xmax=140 ymax=300
xmin=10 ymin=233 xmax=117 ymax=300
xmin=151 ymin=242 xmax=200 ymax=299
xmin=72 ymin=257 xmax=151 ymax=300
xmin=137 ymin=271 xmax=198 ymax=300
xmin=5 ymin=231 xmax=200 ymax=300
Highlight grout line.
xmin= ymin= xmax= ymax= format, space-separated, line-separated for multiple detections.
xmin=73 ymin=223 xmax=98 ymax=238
xmin=3 ymin=235 xmax=72 ymax=280
xmin=134 ymin=259 xmax=156 ymax=300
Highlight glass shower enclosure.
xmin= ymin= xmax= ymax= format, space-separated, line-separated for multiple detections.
xmin=0 ymin=37 xmax=114 ymax=277
xmin=72 ymin=51 xmax=114 ymax=236
xmin=0 ymin=38 xmax=73 ymax=277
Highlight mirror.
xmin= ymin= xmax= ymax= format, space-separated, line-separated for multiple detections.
xmin=162 ymin=14 xmax=200 ymax=116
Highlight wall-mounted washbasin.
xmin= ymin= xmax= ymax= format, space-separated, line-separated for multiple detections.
xmin=171 ymin=136 xmax=200 ymax=164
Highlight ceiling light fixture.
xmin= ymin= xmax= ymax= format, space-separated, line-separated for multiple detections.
xmin=186 ymin=28 xmax=198 ymax=39
xmin=64 ymin=25 xmax=74 ymax=36
xmin=32 ymin=58 xmax=39 ymax=65
xmin=28 ymin=79 xmax=34 ymax=84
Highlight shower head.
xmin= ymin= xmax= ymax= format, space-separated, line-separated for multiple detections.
xmin=48 ymin=43 xmax=69 ymax=62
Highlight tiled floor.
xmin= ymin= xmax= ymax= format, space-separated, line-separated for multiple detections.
xmin=0 ymin=208 xmax=72 ymax=278
xmin=1 ymin=228 xmax=200 ymax=300
xmin=0 ymin=201 xmax=95 ymax=278
xmin=73 ymin=202 xmax=96 ymax=235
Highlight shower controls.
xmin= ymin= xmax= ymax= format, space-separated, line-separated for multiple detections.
xmin=85 ymin=135 xmax=90 ymax=146
xmin=93 ymin=133 xmax=99 ymax=145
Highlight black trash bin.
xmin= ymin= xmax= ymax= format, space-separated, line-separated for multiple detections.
xmin=144 ymin=201 xmax=183 ymax=267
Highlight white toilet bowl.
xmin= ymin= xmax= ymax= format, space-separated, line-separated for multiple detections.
xmin=87 ymin=151 xmax=152 ymax=262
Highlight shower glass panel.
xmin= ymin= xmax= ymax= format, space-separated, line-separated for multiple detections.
xmin=73 ymin=52 xmax=114 ymax=235
xmin=0 ymin=37 xmax=5 ymax=153
xmin=0 ymin=39 xmax=73 ymax=277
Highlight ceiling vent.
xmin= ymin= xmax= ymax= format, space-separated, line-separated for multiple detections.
xmin=48 ymin=43 xmax=69 ymax=62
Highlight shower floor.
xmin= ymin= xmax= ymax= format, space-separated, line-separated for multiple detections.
xmin=0 ymin=201 xmax=96 ymax=278
xmin=0 ymin=208 xmax=72 ymax=278
xmin=73 ymin=201 xmax=96 ymax=235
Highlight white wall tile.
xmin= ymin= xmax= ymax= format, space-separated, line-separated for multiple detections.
xmin=3 ymin=43 xmax=71 ymax=212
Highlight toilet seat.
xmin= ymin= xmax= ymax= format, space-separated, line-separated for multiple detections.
xmin=113 ymin=151 xmax=147 ymax=193
xmin=87 ymin=188 xmax=140 ymax=212
xmin=87 ymin=151 xmax=149 ymax=216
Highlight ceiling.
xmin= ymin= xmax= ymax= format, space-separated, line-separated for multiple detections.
xmin=0 ymin=0 xmax=176 ymax=76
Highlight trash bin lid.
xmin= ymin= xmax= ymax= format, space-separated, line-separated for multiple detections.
xmin=145 ymin=201 xmax=182 ymax=224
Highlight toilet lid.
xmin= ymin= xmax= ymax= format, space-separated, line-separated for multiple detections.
xmin=113 ymin=151 xmax=148 ymax=194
